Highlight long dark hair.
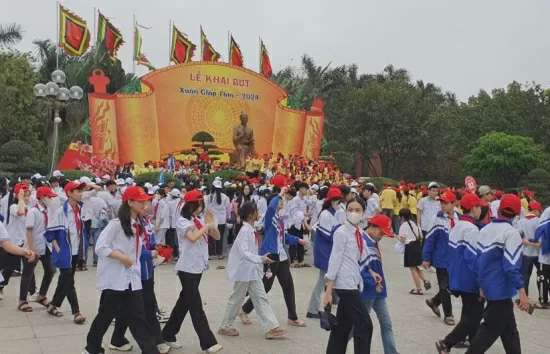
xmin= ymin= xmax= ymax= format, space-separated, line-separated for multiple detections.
xmin=239 ymin=201 xmax=258 ymax=222
xmin=210 ymin=187 xmax=222 ymax=205
xmin=118 ymin=201 xmax=137 ymax=238
xmin=346 ymin=196 xmax=365 ymax=211
xmin=181 ymin=200 xmax=201 ymax=219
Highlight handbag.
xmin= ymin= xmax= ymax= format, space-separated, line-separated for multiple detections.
xmin=320 ymin=304 xmax=338 ymax=331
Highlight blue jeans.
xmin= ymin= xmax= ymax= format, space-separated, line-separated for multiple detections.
xmin=364 ymin=297 xmax=399 ymax=354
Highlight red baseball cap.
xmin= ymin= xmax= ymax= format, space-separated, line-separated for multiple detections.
xmin=440 ymin=190 xmax=457 ymax=203
xmin=368 ymin=214 xmax=393 ymax=237
xmin=14 ymin=182 xmax=29 ymax=195
xmin=325 ymin=187 xmax=343 ymax=202
xmin=184 ymin=189 xmax=203 ymax=203
xmin=36 ymin=186 xmax=57 ymax=199
xmin=271 ymin=175 xmax=287 ymax=188
xmin=64 ymin=181 xmax=87 ymax=193
xmin=528 ymin=200 xmax=543 ymax=212
xmin=460 ymin=193 xmax=481 ymax=210
xmin=122 ymin=186 xmax=152 ymax=202
xmin=499 ymin=194 xmax=522 ymax=216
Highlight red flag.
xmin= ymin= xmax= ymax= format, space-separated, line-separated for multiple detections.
xmin=229 ymin=35 xmax=243 ymax=67
xmin=59 ymin=5 xmax=90 ymax=56
xmin=201 ymin=27 xmax=220 ymax=62
xmin=97 ymin=12 xmax=124 ymax=59
xmin=260 ymin=39 xmax=272 ymax=78
xmin=171 ymin=25 xmax=196 ymax=64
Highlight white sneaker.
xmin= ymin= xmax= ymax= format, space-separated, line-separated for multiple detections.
xmin=157 ymin=343 xmax=171 ymax=354
xmin=108 ymin=343 xmax=133 ymax=351
xmin=206 ymin=343 xmax=223 ymax=353
xmin=165 ymin=341 xmax=182 ymax=349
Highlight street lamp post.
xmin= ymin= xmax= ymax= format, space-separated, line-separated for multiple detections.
xmin=33 ymin=69 xmax=83 ymax=176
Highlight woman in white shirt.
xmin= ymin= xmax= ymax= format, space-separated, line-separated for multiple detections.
xmin=397 ymin=208 xmax=430 ymax=295
xmin=205 ymin=179 xmax=231 ymax=259
xmin=84 ymin=186 xmax=159 ymax=354
xmin=161 ymin=189 xmax=222 ymax=353
xmin=323 ymin=197 xmax=374 ymax=354
xmin=0 ymin=183 xmax=29 ymax=295
xmin=218 ymin=201 xmax=286 ymax=339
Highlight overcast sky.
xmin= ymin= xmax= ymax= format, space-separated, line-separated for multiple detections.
xmin=3 ymin=0 xmax=550 ymax=100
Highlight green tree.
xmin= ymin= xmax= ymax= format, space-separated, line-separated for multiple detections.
xmin=0 ymin=140 xmax=46 ymax=177
xmin=519 ymin=168 xmax=550 ymax=206
xmin=464 ymin=132 xmax=546 ymax=188
xmin=0 ymin=23 xmax=22 ymax=48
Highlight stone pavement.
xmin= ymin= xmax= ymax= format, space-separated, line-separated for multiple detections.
xmin=1 ymin=239 xmax=550 ymax=354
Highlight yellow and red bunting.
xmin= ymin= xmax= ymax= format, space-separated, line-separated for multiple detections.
xmin=134 ymin=26 xmax=155 ymax=70
xmin=59 ymin=4 xmax=90 ymax=56
xmin=229 ymin=35 xmax=243 ymax=67
xmin=171 ymin=25 xmax=196 ymax=64
xmin=260 ymin=39 xmax=272 ymax=78
xmin=201 ymin=27 xmax=220 ymax=62
xmin=97 ymin=11 xmax=124 ymax=59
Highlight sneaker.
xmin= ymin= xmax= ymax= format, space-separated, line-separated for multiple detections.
xmin=238 ymin=311 xmax=252 ymax=325
xmin=218 ymin=327 xmax=239 ymax=336
xmin=425 ymin=299 xmax=441 ymax=318
xmin=444 ymin=316 xmax=455 ymax=326
xmin=435 ymin=340 xmax=450 ymax=354
xmin=157 ymin=343 xmax=171 ymax=354
xmin=206 ymin=343 xmax=223 ymax=353
xmin=165 ymin=341 xmax=182 ymax=349
xmin=454 ymin=340 xmax=470 ymax=348
xmin=108 ymin=343 xmax=133 ymax=351
xmin=306 ymin=312 xmax=320 ymax=319
xmin=265 ymin=327 xmax=287 ymax=340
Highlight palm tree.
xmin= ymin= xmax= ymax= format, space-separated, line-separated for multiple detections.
xmin=0 ymin=23 xmax=22 ymax=48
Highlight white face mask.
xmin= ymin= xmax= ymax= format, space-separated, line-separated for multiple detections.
xmin=347 ymin=211 xmax=363 ymax=225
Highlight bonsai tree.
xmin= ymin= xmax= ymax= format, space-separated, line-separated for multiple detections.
xmin=191 ymin=131 xmax=215 ymax=148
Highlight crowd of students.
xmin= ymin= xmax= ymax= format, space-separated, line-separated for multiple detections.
xmin=0 ymin=165 xmax=548 ymax=354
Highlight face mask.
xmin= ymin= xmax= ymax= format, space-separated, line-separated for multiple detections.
xmin=347 ymin=211 xmax=363 ymax=225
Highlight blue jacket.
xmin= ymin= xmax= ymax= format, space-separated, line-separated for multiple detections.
xmin=140 ymin=221 xmax=157 ymax=281
xmin=45 ymin=201 xmax=86 ymax=269
xmin=259 ymin=196 xmax=300 ymax=256
xmin=476 ymin=219 xmax=524 ymax=300
xmin=535 ymin=207 xmax=550 ymax=256
xmin=360 ymin=234 xmax=387 ymax=300
xmin=313 ymin=208 xmax=339 ymax=271
xmin=422 ymin=211 xmax=456 ymax=269
xmin=448 ymin=215 xmax=480 ymax=294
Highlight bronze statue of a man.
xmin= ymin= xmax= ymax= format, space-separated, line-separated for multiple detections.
xmin=232 ymin=112 xmax=255 ymax=168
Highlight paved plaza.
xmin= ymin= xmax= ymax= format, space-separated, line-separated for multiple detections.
xmin=1 ymin=239 xmax=550 ymax=354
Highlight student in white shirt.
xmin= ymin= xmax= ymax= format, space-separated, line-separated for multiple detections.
xmin=218 ymin=201 xmax=286 ymax=339
xmin=323 ymin=197 xmax=373 ymax=354
xmin=161 ymin=189 xmax=222 ymax=353
xmin=84 ymin=186 xmax=160 ymax=354
xmin=165 ymin=189 xmax=182 ymax=259
xmin=205 ymin=179 xmax=231 ymax=259
xmin=154 ymin=189 xmax=169 ymax=245
xmin=0 ymin=183 xmax=29 ymax=293
xmin=417 ymin=182 xmax=442 ymax=237
xmin=0 ymin=220 xmax=35 ymax=300
xmin=18 ymin=186 xmax=57 ymax=312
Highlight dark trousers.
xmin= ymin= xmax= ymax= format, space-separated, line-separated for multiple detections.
xmin=431 ymin=267 xmax=453 ymax=317
xmin=466 ymin=299 xmax=521 ymax=354
xmin=78 ymin=220 xmax=92 ymax=268
xmin=288 ymin=226 xmax=305 ymax=263
xmin=165 ymin=228 xmax=178 ymax=258
xmin=208 ymin=224 xmax=226 ymax=256
xmin=86 ymin=289 xmax=160 ymax=354
xmin=326 ymin=289 xmax=373 ymax=354
xmin=111 ymin=278 xmax=163 ymax=347
xmin=0 ymin=248 xmax=21 ymax=288
xmin=51 ymin=255 xmax=80 ymax=314
xmin=162 ymin=272 xmax=217 ymax=350
xmin=242 ymin=257 xmax=298 ymax=320
xmin=541 ymin=264 xmax=550 ymax=304
xmin=443 ymin=292 xmax=484 ymax=348
xmin=521 ymin=256 xmax=540 ymax=299
xmin=19 ymin=248 xmax=54 ymax=301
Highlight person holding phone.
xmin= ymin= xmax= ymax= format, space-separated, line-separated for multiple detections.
xmin=218 ymin=201 xmax=286 ymax=339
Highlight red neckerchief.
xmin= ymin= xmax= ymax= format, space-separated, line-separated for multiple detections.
xmin=193 ymin=217 xmax=207 ymax=241
xmin=278 ymin=218 xmax=285 ymax=241
xmin=133 ymin=221 xmax=144 ymax=262
xmin=447 ymin=213 xmax=456 ymax=229
xmin=355 ymin=227 xmax=364 ymax=255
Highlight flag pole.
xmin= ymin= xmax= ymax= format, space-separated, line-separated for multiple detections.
xmin=259 ymin=36 xmax=261 ymax=73
xmin=56 ymin=1 xmax=60 ymax=69
xmin=168 ymin=19 xmax=172 ymax=65
xmin=92 ymin=7 xmax=96 ymax=45
xmin=228 ymin=30 xmax=231 ymax=65
xmin=132 ymin=13 xmax=136 ymax=74
xmin=200 ymin=25 xmax=203 ymax=61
